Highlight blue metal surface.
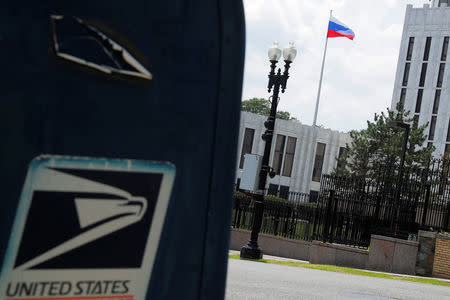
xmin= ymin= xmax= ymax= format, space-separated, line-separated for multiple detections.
xmin=0 ymin=1 xmax=245 ymax=299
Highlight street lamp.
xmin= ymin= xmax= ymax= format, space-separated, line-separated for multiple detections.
xmin=388 ymin=120 xmax=410 ymax=233
xmin=240 ymin=42 xmax=297 ymax=259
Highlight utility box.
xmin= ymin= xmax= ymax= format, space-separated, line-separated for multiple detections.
xmin=240 ymin=154 xmax=262 ymax=192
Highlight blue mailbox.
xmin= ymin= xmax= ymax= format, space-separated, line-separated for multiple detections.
xmin=0 ymin=1 xmax=245 ymax=299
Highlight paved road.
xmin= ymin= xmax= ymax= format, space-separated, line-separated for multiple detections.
xmin=225 ymin=259 xmax=450 ymax=300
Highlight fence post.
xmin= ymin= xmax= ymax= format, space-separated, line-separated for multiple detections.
xmin=421 ymin=184 xmax=431 ymax=227
xmin=374 ymin=194 xmax=381 ymax=222
xmin=234 ymin=196 xmax=240 ymax=228
xmin=273 ymin=204 xmax=280 ymax=236
xmin=329 ymin=190 xmax=338 ymax=244
xmin=445 ymin=201 xmax=450 ymax=231
xmin=282 ymin=206 xmax=291 ymax=237
xmin=323 ymin=190 xmax=335 ymax=243
xmin=409 ymin=189 xmax=420 ymax=233
xmin=312 ymin=202 xmax=320 ymax=240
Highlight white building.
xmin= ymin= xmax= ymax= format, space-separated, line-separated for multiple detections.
xmin=391 ymin=1 xmax=450 ymax=157
xmin=235 ymin=111 xmax=352 ymax=199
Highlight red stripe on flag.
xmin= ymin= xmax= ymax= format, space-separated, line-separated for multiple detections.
xmin=327 ymin=30 xmax=354 ymax=40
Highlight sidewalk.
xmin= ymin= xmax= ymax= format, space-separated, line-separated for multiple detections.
xmin=228 ymin=250 xmax=450 ymax=283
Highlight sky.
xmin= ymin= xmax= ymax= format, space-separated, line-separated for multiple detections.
xmin=242 ymin=0 xmax=429 ymax=132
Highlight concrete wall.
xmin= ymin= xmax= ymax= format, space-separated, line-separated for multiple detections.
xmin=367 ymin=235 xmax=419 ymax=275
xmin=230 ymin=230 xmax=423 ymax=275
xmin=230 ymin=229 xmax=368 ymax=270
xmin=416 ymin=230 xmax=437 ymax=276
xmin=309 ymin=241 xmax=368 ymax=269
xmin=432 ymin=233 xmax=450 ymax=279
xmin=229 ymin=228 xmax=310 ymax=261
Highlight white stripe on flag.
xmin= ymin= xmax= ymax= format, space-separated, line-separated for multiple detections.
xmin=330 ymin=16 xmax=350 ymax=29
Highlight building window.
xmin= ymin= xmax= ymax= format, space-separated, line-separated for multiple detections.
xmin=432 ymin=90 xmax=441 ymax=115
xmin=413 ymin=115 xmax=419 ymax=129
xmin=438 ymin=157 xmax=449 ymax=195
xmin=282 ymin=137 xmax=297 ymax=177
xmin=399 ymin=88 xmax=406 ymax=108
xmin=419 ymin=63 xmax=427 ymax=87
xmin=402 ymin=63 xmax=410 ymax=86
xmin=415 ymin=89 xmax=423 ymax=113
xmin=406 ymin=37 xmax=415 ymax=61
xmin=337 ymin=147 xmax=348 ymax=170
xmin=268 ymin=183 xmax=278 ymax=196
xmin=272 ymin=134 xmax=286 ymax=174
xmin=309 ymin=190 xmax=319 ymax=203
xmin=445 ymin=144 xmax=450 ymax=157
xmin=312 ymin=142 xmax=326 ymax=182
xmin=428 ymin=142 xmax=433 ymax=149
xmin=442 ymin=37 xmax=449 ymax=61
xmin=429 ymin=116 xmax=437 ymax=141
xmin=437 ymin=63 xmax=445 ymax=88
xmin=423 ymin=37 xmax=432 ymax=61
xmin=279 ymin=185 xmax=289 ymax=199
xmin=239 ymin=128 xmax=255 ymax=169
xmin=446 ymin=118 xmax=450 ymax=142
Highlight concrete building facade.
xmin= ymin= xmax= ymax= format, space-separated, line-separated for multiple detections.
xmin=391 ymin=1 xmax=450 ymax=157
xmin=235 ymin=111 xmax=352 ymax=197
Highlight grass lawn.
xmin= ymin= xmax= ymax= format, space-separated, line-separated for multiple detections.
xmin=229 ymin=254 xmax=450 ymax=287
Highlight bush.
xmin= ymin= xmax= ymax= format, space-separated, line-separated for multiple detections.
xmin=264 ymin=194 xmax=290 ymax=203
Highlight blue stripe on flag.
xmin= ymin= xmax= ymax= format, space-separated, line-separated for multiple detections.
xmin=328 ymin=21 xmax=354 ymax=35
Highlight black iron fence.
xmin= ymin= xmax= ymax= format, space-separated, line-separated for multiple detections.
xmin=231 ymin=190 xmax=317 ymax=241
xmin=232 ymin=158 xmax=450 ymax=248
xmin=315 ymin=159 xmax=450 ymax=246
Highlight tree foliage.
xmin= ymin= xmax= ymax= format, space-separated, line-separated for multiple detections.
xmin=241 ymin=98 xmax=297 ymax=121
xmin=333 ymin=103 xmax=434 ymax=178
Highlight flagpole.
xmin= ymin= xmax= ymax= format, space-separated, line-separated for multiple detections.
xmin=313 ymin=9 xmax=332 ymax=127
xmin=306 ymin=10 xmax=332 ymax=195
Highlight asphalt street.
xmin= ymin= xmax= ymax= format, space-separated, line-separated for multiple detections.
xmin=225 ymin=259 xmax=450 ymax=300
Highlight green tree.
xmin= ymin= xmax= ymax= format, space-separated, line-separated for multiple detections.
xmin=334 ymin=102 xmax=434 ymax=178
xmin=241 ymin=98 xmax=297 ymax=121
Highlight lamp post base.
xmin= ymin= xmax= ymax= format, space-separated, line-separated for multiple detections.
xmin=240 ymin=243 xmax=263 ymax=260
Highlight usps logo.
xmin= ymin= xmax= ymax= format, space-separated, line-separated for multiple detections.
xmin=0 ymin=156 xmax=175 ymax=300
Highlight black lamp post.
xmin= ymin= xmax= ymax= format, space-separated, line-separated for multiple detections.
xmin=240 ymin=42 xmax=297 ymax=259
xmin=388 ymin=120 xmax=410 ymax=232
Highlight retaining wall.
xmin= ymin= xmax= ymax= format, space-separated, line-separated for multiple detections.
xmin=230 ymin=229 xmax=421 ymax=275
xmin=229 ymin=228 xmax=310 ymax=261
xmin=309 ymin=241 xmax=368 ymax=269
xmin=367 ymin=235 xmax=419 ymax=275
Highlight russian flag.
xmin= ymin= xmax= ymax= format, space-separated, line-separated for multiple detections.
xmin=327 ymin=16 xmax=355 ymax=40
